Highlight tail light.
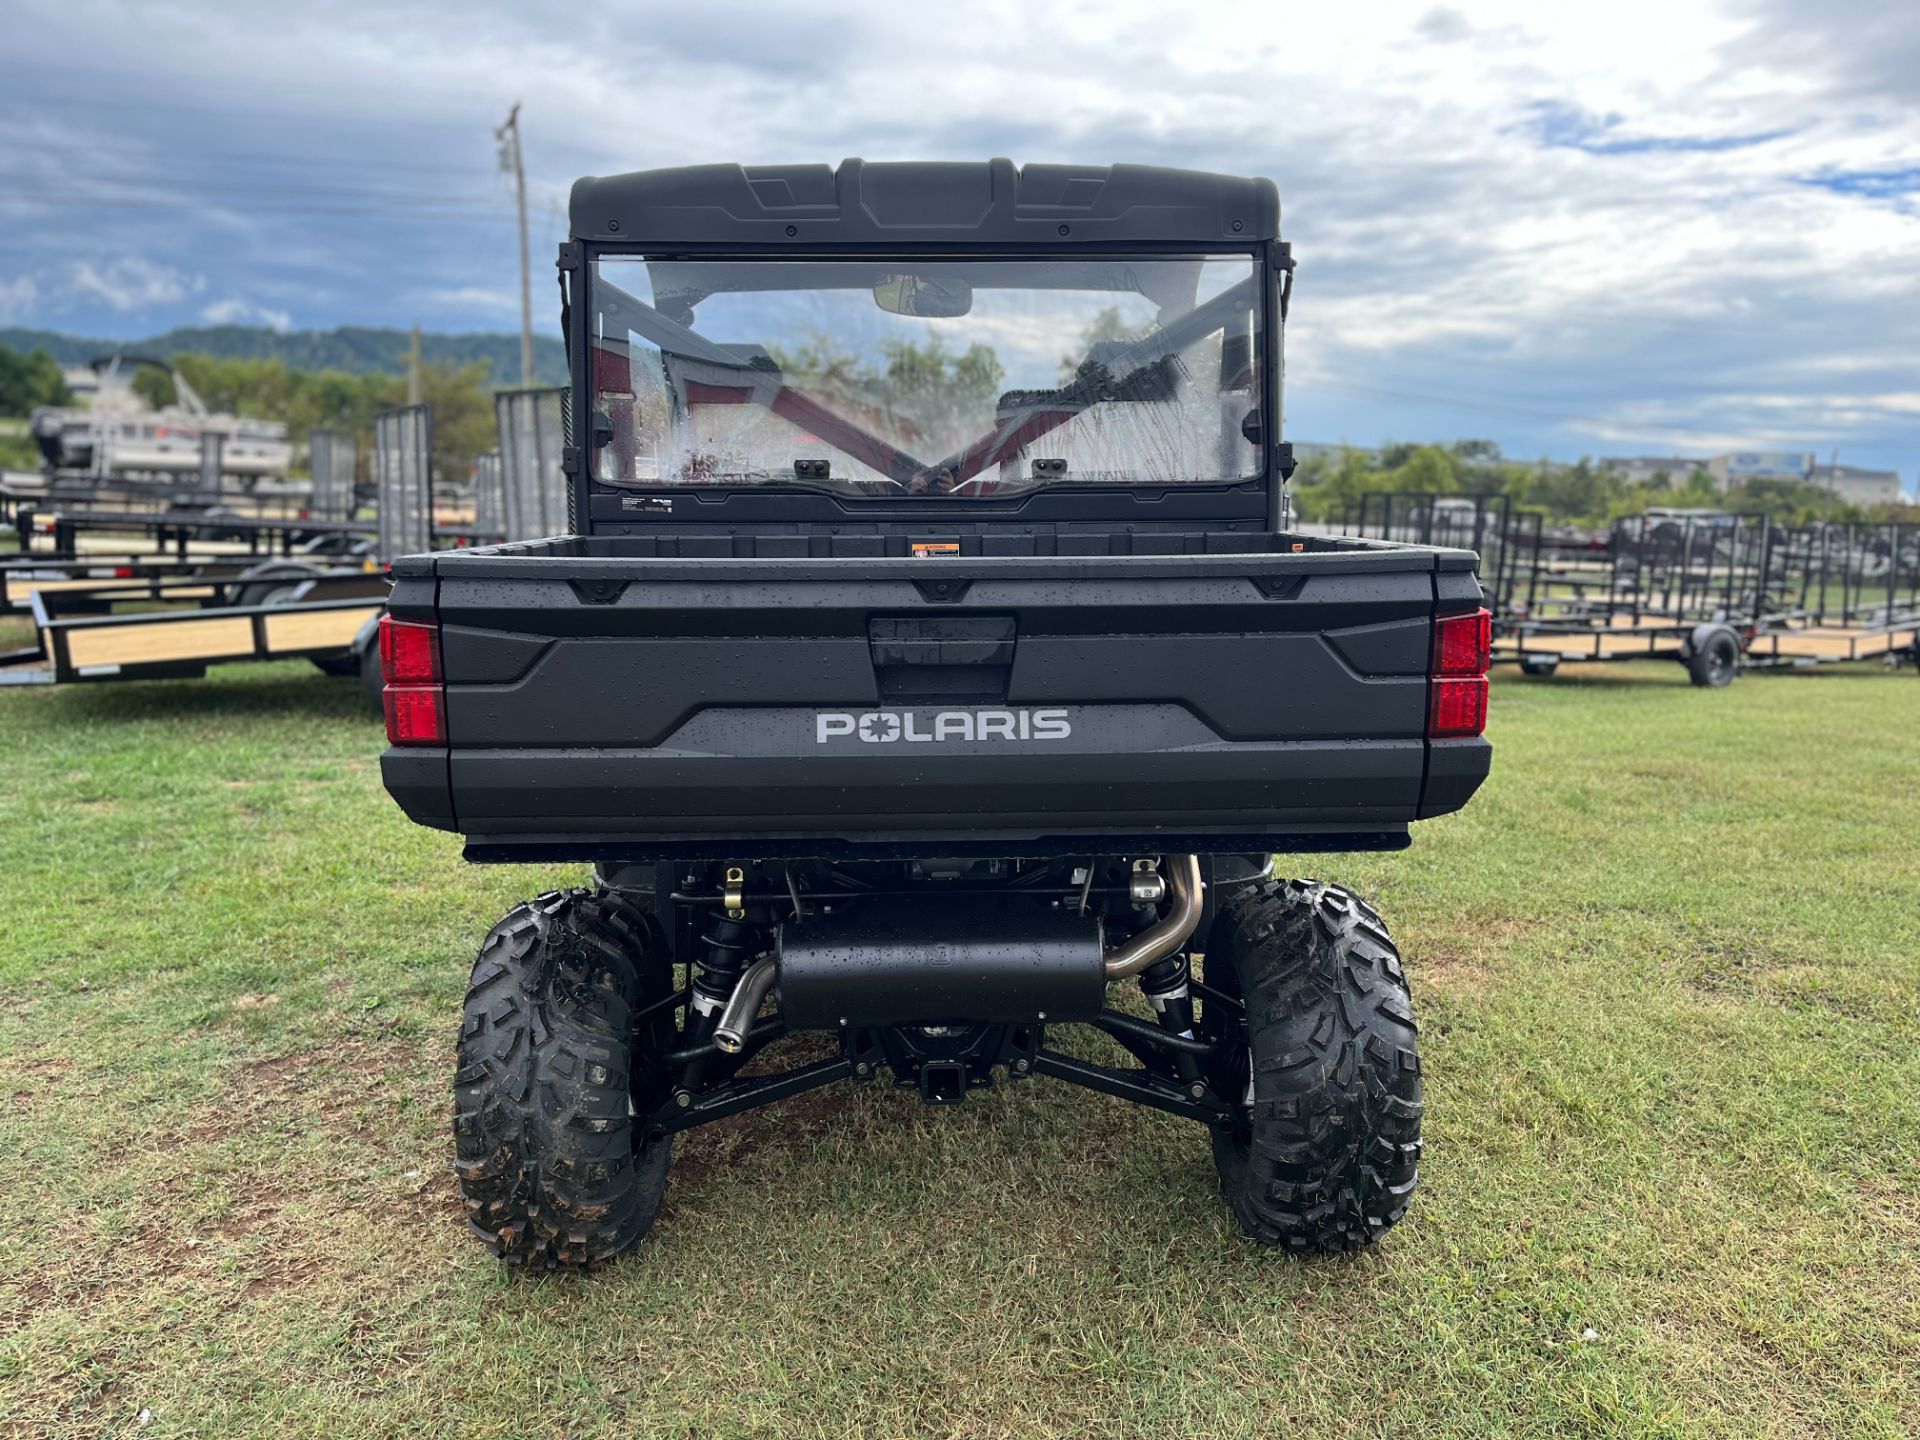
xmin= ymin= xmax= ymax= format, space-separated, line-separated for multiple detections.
xmin=379 ymin=615 xmax=446 ymax=745
xmin=1428 ymin=607 xmax=1491 ymax=738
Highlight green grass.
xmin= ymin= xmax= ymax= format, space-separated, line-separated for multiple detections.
xmin=0 ymin=660 xmax=1916 ymax=1438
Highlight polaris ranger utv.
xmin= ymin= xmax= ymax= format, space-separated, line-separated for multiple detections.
xmin=378 ymin=160 xmax=1492 ymax=1267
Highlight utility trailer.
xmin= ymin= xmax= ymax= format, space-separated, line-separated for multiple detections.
xmin=378 ymin=160 xmax=1494 ymax=1268
xmin=1747 ymin=521 xmax=1920 ymax=670
xmin=1342 ymin=495 xmax=1764 ymax=686
xmin=11 ymin=502 xmax=377 ymax=562
xmin=0 ymin=405 xmax=481 ymax=690
xmin=5 ymin=571 xmax=388 ymax=687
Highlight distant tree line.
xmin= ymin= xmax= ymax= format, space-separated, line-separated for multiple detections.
xmin=0 ymin=345 xmax=71 ymax=416
xmin=125 ymin=354 xmax=497 ymax=486
xmin=0 ymin=323 xmax=568 ymax=386
xmin=1291 ymin=440 xmax=1917 ymax=528
xmin=0 ymin=345 xmax=73 ymax=468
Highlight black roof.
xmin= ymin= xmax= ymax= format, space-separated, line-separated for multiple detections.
xmin=569 ymin=159 xmax=1278 ymax=248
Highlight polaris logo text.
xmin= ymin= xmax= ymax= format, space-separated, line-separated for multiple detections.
xmin=816 ymin=709 xmax=1072 ymax=744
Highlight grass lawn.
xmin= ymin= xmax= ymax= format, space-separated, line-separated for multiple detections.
xmin=0 ymin=656 xmax=1915 ymax=1438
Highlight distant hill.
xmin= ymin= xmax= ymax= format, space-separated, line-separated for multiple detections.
xmin=0 ymin=324 xmax=569 ymax=387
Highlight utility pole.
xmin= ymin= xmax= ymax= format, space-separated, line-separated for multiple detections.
xmin=407 ymin=323 xmax=422 ymax=406
xmin=495 ymin=102 xmax=534 ymax=388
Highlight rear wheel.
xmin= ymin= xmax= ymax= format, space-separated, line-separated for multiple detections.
xmin=1204 ymin=879 xmax=1423 ymax=1253
xmin=453 ymin=888 xmax=676 ymax=1269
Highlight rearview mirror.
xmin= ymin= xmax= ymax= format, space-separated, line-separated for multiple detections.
xmin=873 ymin=274 xmax=973 ymax=318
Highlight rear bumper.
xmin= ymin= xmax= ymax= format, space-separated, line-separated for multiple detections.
xmin=382 ymin=734 xmax=1490 ymax=862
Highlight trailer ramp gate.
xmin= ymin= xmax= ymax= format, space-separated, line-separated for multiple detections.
xmin=496 ymin=387 xmax=569 ymax=541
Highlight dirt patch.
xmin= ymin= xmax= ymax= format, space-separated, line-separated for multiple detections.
xmin=1407 ymin=914 xmax=1531 ymax=991
xmin=239 ymin=1032 xmax=426 ymax=1089
xmin=1413 ymin=949 xmax=1491 ymax=989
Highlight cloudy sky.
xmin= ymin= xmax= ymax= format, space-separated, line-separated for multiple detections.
xmin=1 ymin=0 xmax=1914 ymax=486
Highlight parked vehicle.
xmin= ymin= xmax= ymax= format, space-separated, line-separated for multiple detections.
xmin=378 ymin=160 xmax=1494 ymax=1267
xmin=30 ymin=354 xmax=292 ymax=483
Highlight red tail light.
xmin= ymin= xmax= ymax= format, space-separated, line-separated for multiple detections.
xmin=383 ymin=685 xmax=446 ymax=745
xmin=1432 ymin=608 xmax=1492 ymax=676
xmin=1428 ymin=676 xmax=1489 ymax=737
xmin=1428 ymin=607 xmax=1491 ymax=738
xmin=378 ymin=615 xmax=441 ymax=684
xmin=112 ymin=566 xmax=136 ymax=579
xmin=379 ymin=615 xmax=445 ymax=745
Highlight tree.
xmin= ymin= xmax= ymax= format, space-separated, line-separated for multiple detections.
xmin=0 ymin=344 xmax=72 ymax=416
xmin=130 ymin=365 xmax=178 ymax=409
xmin=408 ymin=360 xmax=498 ymax=485
xmin=1059 ymin=306 xmax=1152 ymax=383
xmin=881 ymin=336 xmax=1003 ymax=450
xmin=766 ymin=333 xmax=1005 ymax=455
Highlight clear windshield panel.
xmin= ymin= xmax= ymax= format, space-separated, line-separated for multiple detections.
xmin=589 ymin=254 xmax=1260 ymax=498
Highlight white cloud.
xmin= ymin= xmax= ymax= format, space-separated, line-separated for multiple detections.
xmin=426 ymin=285 xmax=521 ymax=314
xmin=201 ymin=297 xmax=293 ymax=332
xmin=68 ymin=257 xmax=203 ymax=312
xmin=0 ymin=275 xmax=36 ymax=322
xmin=1 ymin=0 xmax=1915 ymax=472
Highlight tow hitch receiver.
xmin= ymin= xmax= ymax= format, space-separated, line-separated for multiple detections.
xmin=919 ymin=1060 xmax=968 ymax=1105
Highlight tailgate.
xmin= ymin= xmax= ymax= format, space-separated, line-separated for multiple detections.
xmin=382 ymin=547 xmax=1487 ymax=857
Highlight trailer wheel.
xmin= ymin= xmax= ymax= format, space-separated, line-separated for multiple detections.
xmin=453 ymin=888 xmax=676 ymax=1269
xmin=1518 ymin=656 xmax=1560 ymax=678
xmin=232 ymin=559 xmax=322 ymax=609
xmin=1686 ymin=625 xmax=1740 ymax=688
xmin=1203 ymin=879 xmax=1422 ymax=1254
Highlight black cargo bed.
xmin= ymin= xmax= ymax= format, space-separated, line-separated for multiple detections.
xmin=382 ymin=533 xmax=1488 ymax=861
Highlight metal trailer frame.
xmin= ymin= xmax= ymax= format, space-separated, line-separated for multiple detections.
xmin=1338 ymin=495 xmax=1771 ymax=681
xmin=12 ymin=502 xmax=377 ymax=561
xmin=1 ymin=557 xmax=260 ymax=614
xmin=7 ymin=573 xmax=389 ymax=686
xmin=1747 ymin=520 xmax=1920 ymax=669
xmin=1495 ymin=512 xmax=1772 ymax=675
xmin=1339 ymin=497 xmax=1919 ymax=681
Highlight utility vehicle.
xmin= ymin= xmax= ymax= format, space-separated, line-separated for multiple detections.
xmin=378 ymin=160 xmax=1493 ymax=1267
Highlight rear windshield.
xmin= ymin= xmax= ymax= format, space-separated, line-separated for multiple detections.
xmin=588 ymin=254 xmax=1260 ymax=498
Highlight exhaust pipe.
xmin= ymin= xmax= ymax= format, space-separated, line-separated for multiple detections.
xmin=712 ymin=956 xmax=779 ymax=1054
xmin=1102 ymin=854 xmax=1204 ymax=979
xmin=717 ymin=856 xmax=1201 ymax=1041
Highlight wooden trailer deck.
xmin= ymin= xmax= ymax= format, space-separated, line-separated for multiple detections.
xmin=24 ymin=591 xmax=384 ymax=684
xmin=1749 ymin=622 xmax=1920 ymax=664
